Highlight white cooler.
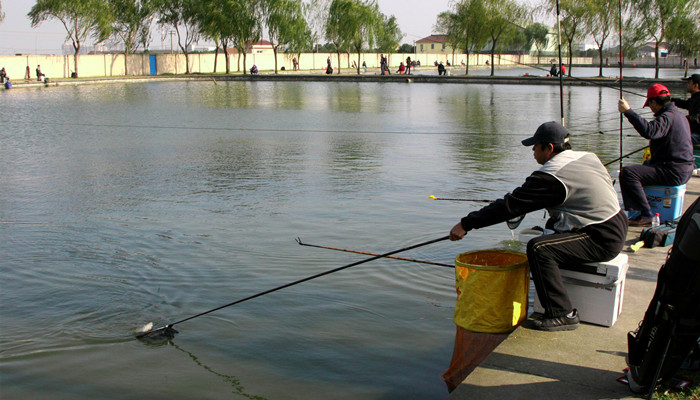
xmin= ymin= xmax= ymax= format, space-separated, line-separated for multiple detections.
xmin=533 ymin=253 xmax=629 ymax=327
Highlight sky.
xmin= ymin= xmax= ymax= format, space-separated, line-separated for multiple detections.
xmin=0 ymin=0 xmax=453 ymax=55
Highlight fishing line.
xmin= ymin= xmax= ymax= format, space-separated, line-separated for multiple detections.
xmin=490 ymin=53 xmax=647 ymax=99
xmin=428 ymin=196 xmax=525 ymax=229
xmin=136 ymin=235 xmax=450 ymax=341
xmin=295 ymin=238 xmax=453 ymax=268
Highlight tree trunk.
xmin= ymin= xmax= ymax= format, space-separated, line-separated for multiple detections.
xmin=336 ymin=50 xmax=341 ymax=74
xmin=490 ymin=45 xmax=496 ymax=76
xmin=465 ymin=50 xmax=470 ymax=75
xmin=273 ymin=45 xmax=279 ymax=74
xmin=73 ymin=42 xmax=80 ymax=78
xmin=223 ymin=44 xmax=230 ymax=74
xmin=598 ymin=46 xmax=604 ymax=77
xmin=124 ymin=48 xmax=129 ymax=76
xmin=654 ymin=41 xmax=660 ymax=79
xmin=214 ymin=46 xmax=219 ymax=73
xmin=357 ymin=51 xmax=361 ymax=75
xmin=567 ymin=40 xmax=573 ymax=77
xmin=243 ymin=53 xmax=247 ymax=75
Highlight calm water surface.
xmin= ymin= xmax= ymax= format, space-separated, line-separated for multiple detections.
xmin=0 ymin=79 xmax=685 ymax=399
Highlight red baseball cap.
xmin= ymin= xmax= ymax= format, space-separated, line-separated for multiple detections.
xmin=643 ymin=84 xmax=671 ymax=107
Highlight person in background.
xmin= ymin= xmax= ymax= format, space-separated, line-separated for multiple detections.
xmin=406 ymin=56 xmax=412 ymax=75
xmin=449 ymin=121 xmax=627 ymax=331
xmin=437 ymin=62 xmax=446 ymax=76
xmin=671 ymin=73 xmax=700 ymax=148
xmin=618 ymin=84 xmax=694 ymax=226
xmin=250 ymin=65 xmax=258 ymax=74
xmin=25 ymin=66 xmax=31 ymax=80
xmin=397 ymin=62 xmax=405 ymax=74
xmin=550 ymin=64 xmax=557 ymax=77
xmin=0 ymin=67 xmax=6 ymax=83
xmin=36 ymin=65 xmax=45 ymax=81
xmin=560 ymin=63 xmax=567 ymax=76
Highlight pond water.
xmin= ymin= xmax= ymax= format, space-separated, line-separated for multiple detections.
xmin=411 ymin=65 xmax=700 ymax=79
xmin=0 ymin=78 xmax=689 ymax=399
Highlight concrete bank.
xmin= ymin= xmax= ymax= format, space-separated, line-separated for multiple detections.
xmin=447 ymin=176 xmax=700 ymax=400
xmin=1 ymin=71 xmax=691 ymax=91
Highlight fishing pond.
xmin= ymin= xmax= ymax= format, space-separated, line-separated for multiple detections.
xmin=0 ymin=77 xmax=693 ymax=399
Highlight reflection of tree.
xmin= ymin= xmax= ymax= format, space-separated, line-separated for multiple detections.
xmin=441 ymin=89 xmax=511 ymax=173
xmin=327 ymin=83 xmax=363 ymax=113
xmin=269 ymin=82 xmax=305 ymax=110
xmin=199 ymin=82 xmax=253 ymax=109
xmin=325 ymin=134 xmax=382 ymax=193
xmin=170 ymin=341 xmax=268 ymax=400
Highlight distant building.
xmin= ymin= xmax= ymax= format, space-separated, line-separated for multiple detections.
xmin=416 ymin=35 xmax=454 ymax=54
xmin=226 ymin=40 xmax=275 ymax=56
xmin=639 ymin=42 xmax=668 ymax=58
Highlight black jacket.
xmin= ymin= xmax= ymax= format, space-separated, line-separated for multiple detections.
xmin=460 ymin=170 xmax=627 ymax=250
xmin=623 ymin=103 xmax=694 ymax=165
xmin=672 ymin=91 xmax=700 ymax=134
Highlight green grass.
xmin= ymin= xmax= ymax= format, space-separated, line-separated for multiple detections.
xmin=653 ymin=370 xmax=700 ymax=399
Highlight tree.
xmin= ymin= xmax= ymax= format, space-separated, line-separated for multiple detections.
xmin=397 ymin=43 xmax=414 ymax=53
xmin=261 ymin=0 xmax=309 ymax=74
xmin=375 ymin=14 xmax=402 ymax=55
xmin=436 ymin=0 xmax=489 ymax=75
xmin=558 ymin=0 xmax=586 ymax=76
xmin=525 ymin=22 xmax=550 ymax=64
xmin=628 ymin=0 xmax=694 ymax=79
xmin=103 ymin=0 xmax=155 ymax=76
xmin=28 ymin=0 xmax=110 ymax=78
xmin=435 ymin=10 xmax=463 ymax=67
xmin=342 ymin=0 xmax=383 ymax=75
xmin=583 ymin=0 xmax=618 ymax=77
xmin=483 ymin=0 xmax=523 ymax=76
xmin=230 ymin=0 xmax=261 ymax=74
xmin=665 ymin=14 xmax=700 ymax=76
xmin=325 ymin=0 xmax=351 ymax=74
xmin=155 ymin=0 xmax=201 ymax=74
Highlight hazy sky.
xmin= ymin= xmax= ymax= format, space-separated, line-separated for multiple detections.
xmin=0 ymin=0 xmax=453 ymax=55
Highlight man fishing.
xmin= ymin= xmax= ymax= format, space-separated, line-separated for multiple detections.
xmin=618 ymin=84 xmax=694 ymax=226
xmin=449 ymin=121 xmax=628 ymax=331
xmin=672 ymin=73 xmax=700 ymax=147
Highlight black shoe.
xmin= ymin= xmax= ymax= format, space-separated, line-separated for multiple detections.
xmin=629 ymin=217 xmax=653 ymax=227
xmin=533 ymin=310 xmax=580 ymax=331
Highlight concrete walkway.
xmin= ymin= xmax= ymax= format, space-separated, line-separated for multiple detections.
xmin=447 ymin=174 xmax=699 ymax=400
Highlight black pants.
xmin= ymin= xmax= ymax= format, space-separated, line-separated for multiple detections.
xmin=620 ymin=163 xmax=692 ymax=218
xmin=527 ymin=232 xmax=621 ymax=318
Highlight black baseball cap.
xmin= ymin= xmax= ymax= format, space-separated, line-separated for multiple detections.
xmin=682 ymin=74 xmax=700 ymax=85
xmin=522 ymin=121 xmax=570 ymax=146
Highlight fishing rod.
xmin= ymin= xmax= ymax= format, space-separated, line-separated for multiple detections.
xmin=136 ymin=235 xmax=450 ymax=340
xmin=618 ymin=0 xmax=625 ymax=172
xmin=295 ymin=238 xmax=453 ymax=268
xmin=429 ymin=195 xmax=491 ymax=203
xmin=603 ymin=145 xmax=649 ymax=167
xmin=555 ymin=0 xmax=565 ymax=126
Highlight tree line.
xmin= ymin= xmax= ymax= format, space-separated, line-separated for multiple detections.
xmin=436 ymin=0 xmax=700 ymax=78
xmin=26 ymin=0 xmax=402 ymax=77
xmin=24 ymin=0 xmax=700 ymax=78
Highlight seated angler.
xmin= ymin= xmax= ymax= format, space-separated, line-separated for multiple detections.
xmin=618 ymin=84 xmax=694 ymax=226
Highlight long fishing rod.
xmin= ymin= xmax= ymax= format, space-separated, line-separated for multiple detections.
xmin=556 ymin=0 xmax=565 ymax=126
xmin=618 ymin=0 xmax=625 ymax=172
xmin=428 ymin=195 xmax=491 ymax=203
xmin=136 ymin=235 xmax=450 ymax=340
xmin=603 ymin=145 xmax=649 ymax=167
xmin=295 ymin=238 xmax=453 ymax=268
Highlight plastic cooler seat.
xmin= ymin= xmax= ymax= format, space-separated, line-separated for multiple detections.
xmin=643 ymin=184 xmax=686 ymax=223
